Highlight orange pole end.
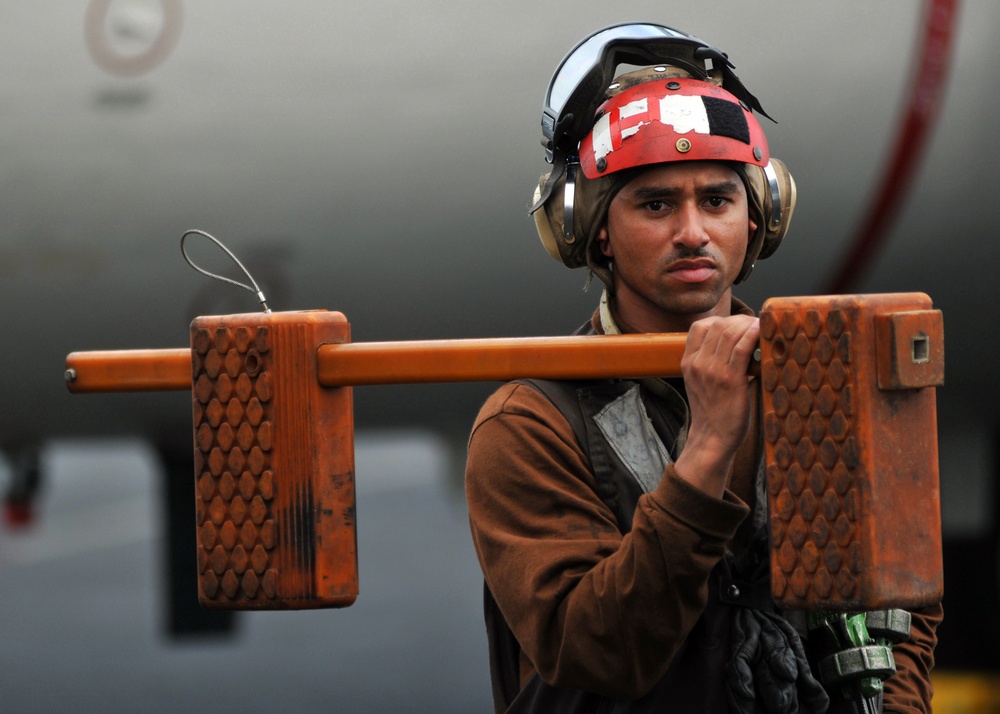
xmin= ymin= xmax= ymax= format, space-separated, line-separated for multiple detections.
xmin=65 ymin=348 xmax=192 ymax=393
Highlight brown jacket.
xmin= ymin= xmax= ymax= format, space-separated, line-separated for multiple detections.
xmin=465 ymin=307 xmax=940 ymax=712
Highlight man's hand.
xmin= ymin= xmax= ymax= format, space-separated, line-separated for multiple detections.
xmin=673 ymin=314 xmax=759 ymax=499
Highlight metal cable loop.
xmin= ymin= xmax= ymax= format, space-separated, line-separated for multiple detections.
xmin=180 ymin=229 xmax=271 ymax=313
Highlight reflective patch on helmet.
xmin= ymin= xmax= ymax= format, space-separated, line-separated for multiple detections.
xmin=658 ymin=94 xmax=711 ymax=135
xmin=619 ymin=97 xmax=650 ymax=141
xmin=592 ymin=113 xmax=614 ymax=162
xmin=590 ymin=93 xmax=751 ymax=163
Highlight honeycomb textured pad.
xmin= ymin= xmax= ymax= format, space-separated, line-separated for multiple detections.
xmin=759 ymin=294 xmax=943 ymax=611
xmin=191 ymin=311 xmax=357 ymax=610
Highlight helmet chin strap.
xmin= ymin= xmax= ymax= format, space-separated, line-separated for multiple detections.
xmin=599 ymin=289 xmax=621 ymax=335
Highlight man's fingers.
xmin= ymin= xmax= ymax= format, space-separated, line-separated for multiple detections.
xmin=683 ymin=315 xmax=759 ymax=374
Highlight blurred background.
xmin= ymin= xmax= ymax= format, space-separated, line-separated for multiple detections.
xmin=1 ymin=1 xmax=998 ymax=711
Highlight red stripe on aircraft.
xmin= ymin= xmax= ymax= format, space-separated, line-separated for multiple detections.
xmin=825 ymin=0 xmax=960 ymax=293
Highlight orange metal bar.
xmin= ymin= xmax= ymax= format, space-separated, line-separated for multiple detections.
xmin=315 ymin=334 xmax=690 ymax=386
xmin=65 ymin=334 xmax=747 ymax=393
xmin=65 ymin=348 xmax=191 ymax=393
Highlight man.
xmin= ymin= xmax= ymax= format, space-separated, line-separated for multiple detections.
xmin=465 ymin=24 xmax=940 ymax=713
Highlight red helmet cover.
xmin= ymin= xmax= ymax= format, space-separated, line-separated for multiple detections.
xmin=579 ymin=77 xmax=769 ymax=179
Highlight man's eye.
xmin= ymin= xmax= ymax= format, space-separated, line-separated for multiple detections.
xmin=705 ymin=196 xmax=730 ymax=208
xmin=645 ymin=200 xmax=666 ymax=211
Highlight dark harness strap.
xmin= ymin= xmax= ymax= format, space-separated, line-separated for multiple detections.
xmin=516 ymin=378 xmax=646 ymax=532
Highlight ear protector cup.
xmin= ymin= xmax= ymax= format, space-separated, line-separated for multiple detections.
xmin=736 ymin=158 xmax=796 ymax=283
xmin=533 ymin=178 xmax=563 ymax=263
xmin=757 ymin=158 xmax=796 ymax=260
xmin=530 ymin=164 xmax=638 ymax=291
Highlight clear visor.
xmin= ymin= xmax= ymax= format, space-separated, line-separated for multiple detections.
xmin=545 ymin=24 xmax=702 ymax=112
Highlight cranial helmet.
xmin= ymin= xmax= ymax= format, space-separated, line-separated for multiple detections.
xmin=531 ymin=23 xmax=796 ymax=286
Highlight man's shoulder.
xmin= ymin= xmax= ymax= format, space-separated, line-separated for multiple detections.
xmin=467 ymin=381 xmax=590 ymax=480
xmin=473 ymin=381 xmax=566 ymax=426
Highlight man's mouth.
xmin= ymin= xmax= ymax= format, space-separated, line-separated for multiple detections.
xmin=666 ymin=258 xmax=716 ymax=284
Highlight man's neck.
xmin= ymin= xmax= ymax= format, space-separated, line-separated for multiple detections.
xmin=605 ymin=290 xmax=734 ymax=334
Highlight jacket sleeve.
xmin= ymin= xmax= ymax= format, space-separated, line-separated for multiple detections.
xmin=465 ymin=383 xmax=750 ymax=699
xmin=880 ymin=602 xmax=942 ymax=713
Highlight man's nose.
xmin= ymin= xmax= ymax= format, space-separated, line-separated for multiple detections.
xmin=672 ymin=201 xmax=709 ymax=248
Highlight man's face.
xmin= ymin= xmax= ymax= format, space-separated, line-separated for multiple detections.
xmin=598 ymin=161 xmax=757 ymax=332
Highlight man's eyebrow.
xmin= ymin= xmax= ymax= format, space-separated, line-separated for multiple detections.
xmin=698 ymin=180 xmax=742 ymax=195
xmin=630 ymin=186 xmax=682 ymax=200
xmin=629 ymin=180 xmax=742 ymax=200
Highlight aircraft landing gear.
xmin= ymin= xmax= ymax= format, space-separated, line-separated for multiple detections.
xmin=158 ymin=440 xmax=238 ymax=638
xmin=3 ymin=448 xmax=41 ymax=528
